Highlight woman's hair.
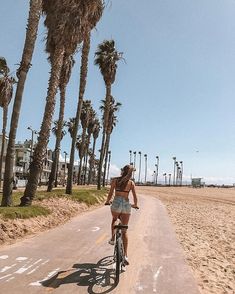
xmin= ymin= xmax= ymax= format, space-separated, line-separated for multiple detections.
xmin=116 ymin=164 xmax=134 ymax=191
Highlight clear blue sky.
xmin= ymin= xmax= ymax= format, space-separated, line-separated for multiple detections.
xmin=1 ymin=0 xmax=235 ymax=184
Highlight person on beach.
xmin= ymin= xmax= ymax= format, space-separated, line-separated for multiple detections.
xmin=105 ymin=164 xmax=139 ymax=265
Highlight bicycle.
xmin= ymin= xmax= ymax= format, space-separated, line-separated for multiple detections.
xmin=105 ymin=202 xmax=139 ymax=285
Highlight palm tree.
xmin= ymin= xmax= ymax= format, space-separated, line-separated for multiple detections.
xmin=2 ymin=0 xmax=42 ymax=207
xmin=88 ymin=119 xmax=100 ymax=185
xmin=144 ymin=154 xmax=147 ymax=183
xmin=168 ymin=173 xmax=171 ymax=186
xmin=138 ymin=151 xmax=142 ymax=183
xmin=66 ymin=1 xmax=104 ymax=194
xmin=0 ymin=58 xmax=15 ymax=190
xmin=83 ymin=108 xmax=96 ymax=184
xmin=47 ymin=54 xmax=74 ymax=192
xmin=67 ymin=117 xmax=76 ymax=138
xmin=101 ymin=96 xmax=121 ymax=186
xmin=106 ymin=150 xmax=111 ymax=184
xmin=77 ymin=100 xmax=91 ymax=185
xmin=21 ymin=1 xmax=98 ymax=206
xmin=94 ymin=40 xmax=123 ymax=190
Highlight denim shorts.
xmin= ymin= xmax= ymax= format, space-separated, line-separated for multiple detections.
xmin=111 ymin=196 xmax=131 ymax=214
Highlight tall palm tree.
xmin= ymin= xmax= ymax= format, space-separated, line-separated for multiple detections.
xmin=21 ymin=1 xmax=95 ymax=206
xmin=180 ymin=161 xmax=183 ymax=186
xmin=2 ymin=0 xmax=42 ymax=207
xmin=0 ymin=58 xmax=15 ymax=190
xmin=66 ymin=0 xmax=104 ymax=194
xmin=163 ymin=173 xmax=167 ymax=185
xmin=47 ymin=54 xmax=74 ymax=192
xmin=129 ymin=150 xmax=132 ymax=164
xmin=94 ymin=40 xmax=123 ymax=190
xmin=67 ymin=117 xmax=76 ymax=138
xmin=88 ymin=118 xmax=100 ymax=185
xmin=101 ymin=96 xmax=121 ymax=186
xmin=77 ymin=100 xmax=91 ymax=185
xmin=106 ymin=150 xmax=111 ymax=184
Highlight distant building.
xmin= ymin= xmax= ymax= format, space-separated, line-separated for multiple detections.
xmin=191 ymin=178 xmax=203 ymax=188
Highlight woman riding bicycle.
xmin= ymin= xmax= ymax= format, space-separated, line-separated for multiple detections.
xmin=105 ymin=164 xmax=139 ymax=265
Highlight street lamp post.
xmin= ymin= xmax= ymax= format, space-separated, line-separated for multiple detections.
xmin=63 ymin=151 xmax=68 ymax=186
xmin=172 ymin=157 xmax=176 ymax=185
xmin=129 ymin=150 xmax=132 ymax=164
xmin=27 ymin=126 xmax=38 ymax=165
xmin=163 ymin=173 xmax=167 ymax=185
xmin=144 ymin=154 xmax=147 ymax=183
xmin=156 ymin=156 xmax=159 ymax=185
xmin=180 ymin=161 xmax=183 ymax=186
xmin=133 ymin=151 xmax=136 ymax=181
xmin=168 ymin=173 xmax=171 ymax=186
xmin=138 ymin=151 xmax=141 ymax=184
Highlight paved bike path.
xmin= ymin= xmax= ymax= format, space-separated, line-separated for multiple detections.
xmin=0 ymin=193 xmax=200 ymax=293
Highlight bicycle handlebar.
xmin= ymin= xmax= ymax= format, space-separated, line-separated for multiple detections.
xmin=104 ymin=201 xmax=139 ymax=210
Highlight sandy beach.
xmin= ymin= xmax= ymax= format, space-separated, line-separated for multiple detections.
xmin=137 ymin=186 xmax=235 ymax=294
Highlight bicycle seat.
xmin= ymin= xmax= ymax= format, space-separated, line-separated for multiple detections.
xmin=114 ymin=224 xmax=128 ymax=229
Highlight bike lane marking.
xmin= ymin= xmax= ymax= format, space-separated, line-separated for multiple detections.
xmin=91 ymin=226 xmax=100 ymax=232
xmin=95 ymin=233 xmax=108 ymax=245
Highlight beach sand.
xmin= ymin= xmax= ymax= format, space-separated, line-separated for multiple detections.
xmin=137 ymin=186 xmax=235 ymax=294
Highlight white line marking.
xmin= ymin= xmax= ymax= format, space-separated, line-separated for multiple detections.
xmin=0 ymin=255 xmax=8 ymax=260
xmin=91 ymin=226 xmax=100 ymax=232
xmin=27 ymin=259 xmax=50 ymax=275
xmin=153 ymin=266 xmax=163 ymax=292
xmin=6 ymin=277 xmax=15 ymax=282
xmin=29 ymin=268 xmax=60 ymax=287
xmin=15 ymin=259 xmax=43 ymax=274
xmin=76 ymin=229 xmax=81 ymax=232
xmin=16 ymin=257 xmax=28 ymax=261
xmin=0 ymin=263 xmax=17 ymax=273
xmin=0 ymin=274 xmax=12 ymax=280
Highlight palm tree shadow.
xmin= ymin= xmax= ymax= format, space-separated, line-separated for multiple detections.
xmin=41 ymin=255 xmax=117 ymax=294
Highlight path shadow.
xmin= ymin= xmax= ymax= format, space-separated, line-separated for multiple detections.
xmin=41 ymin=256 xmax=118 ymax=293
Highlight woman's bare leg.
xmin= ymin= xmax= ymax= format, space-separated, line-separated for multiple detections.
xmin=119 ymin=213 xmax=130 ymax=257
xmin=111 ymin=211 xmax=120 ymax=241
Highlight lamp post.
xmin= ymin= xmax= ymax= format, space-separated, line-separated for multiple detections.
xmin=144 ymin=154 xmax=147 ymax=183
xmin=153 ymin=171 xmax=156 ymax=184
xmin=163 ymin=173 xmax=167 ymax=185
xmin=63 ymin=151 xmax=68 ymax=186
xmin=156 ymin=156 xmax=159 ymax=185
xmin=27 ymin=126 xmax=38 ymax=164
xmin=133 ymin=151 xmax=136 ymax=181
xmin=172 ymin=157 xmax=176 ymax=185
xmin=168 ymin=173 xmax=171 ymax=186
xmin=138 ymin=151 xmax=141 ymax=184
xmin=129 ymin=150 xmax=132 ymax=164
xmin=180 ymin=161 xmax=183 ymax=186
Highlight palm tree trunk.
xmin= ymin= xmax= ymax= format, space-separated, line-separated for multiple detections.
xmin=0 ymin=106 xmax=8 ymax=189
xmin=20 ymin=47 xmax=65 ymax=206
xmin=2 ymin=0 xmax=41 ymax=207
xmin=66 ymin=32 xmax=90 ymax=194
xmin=102 ymin=132 xmax=110 ymax=187
xmin=47 ymin=85 xmax=66 ymax=192
xmin=88 ymin=137 xmax=96 ymax=185
xmin=97 ymin=85 xmax=111 ymax=190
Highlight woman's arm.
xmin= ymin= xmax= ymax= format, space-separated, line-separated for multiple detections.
xmin=131 ymin=181 xmax=138 ymax=207
xmin=105 ymin=179 xmax=116 ymax=204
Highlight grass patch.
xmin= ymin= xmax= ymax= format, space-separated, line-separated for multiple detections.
xmin=0 ymin=205 xmax=50 ymax=220
xmin=0 ymin=187 xmax=108 ymax=219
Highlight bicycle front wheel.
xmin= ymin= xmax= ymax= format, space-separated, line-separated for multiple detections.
xmin=115 ymin=237 xmax=122 ymax=284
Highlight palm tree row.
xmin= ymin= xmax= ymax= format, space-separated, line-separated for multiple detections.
xmin=1 ymin=1 xmax=124 ymax=207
